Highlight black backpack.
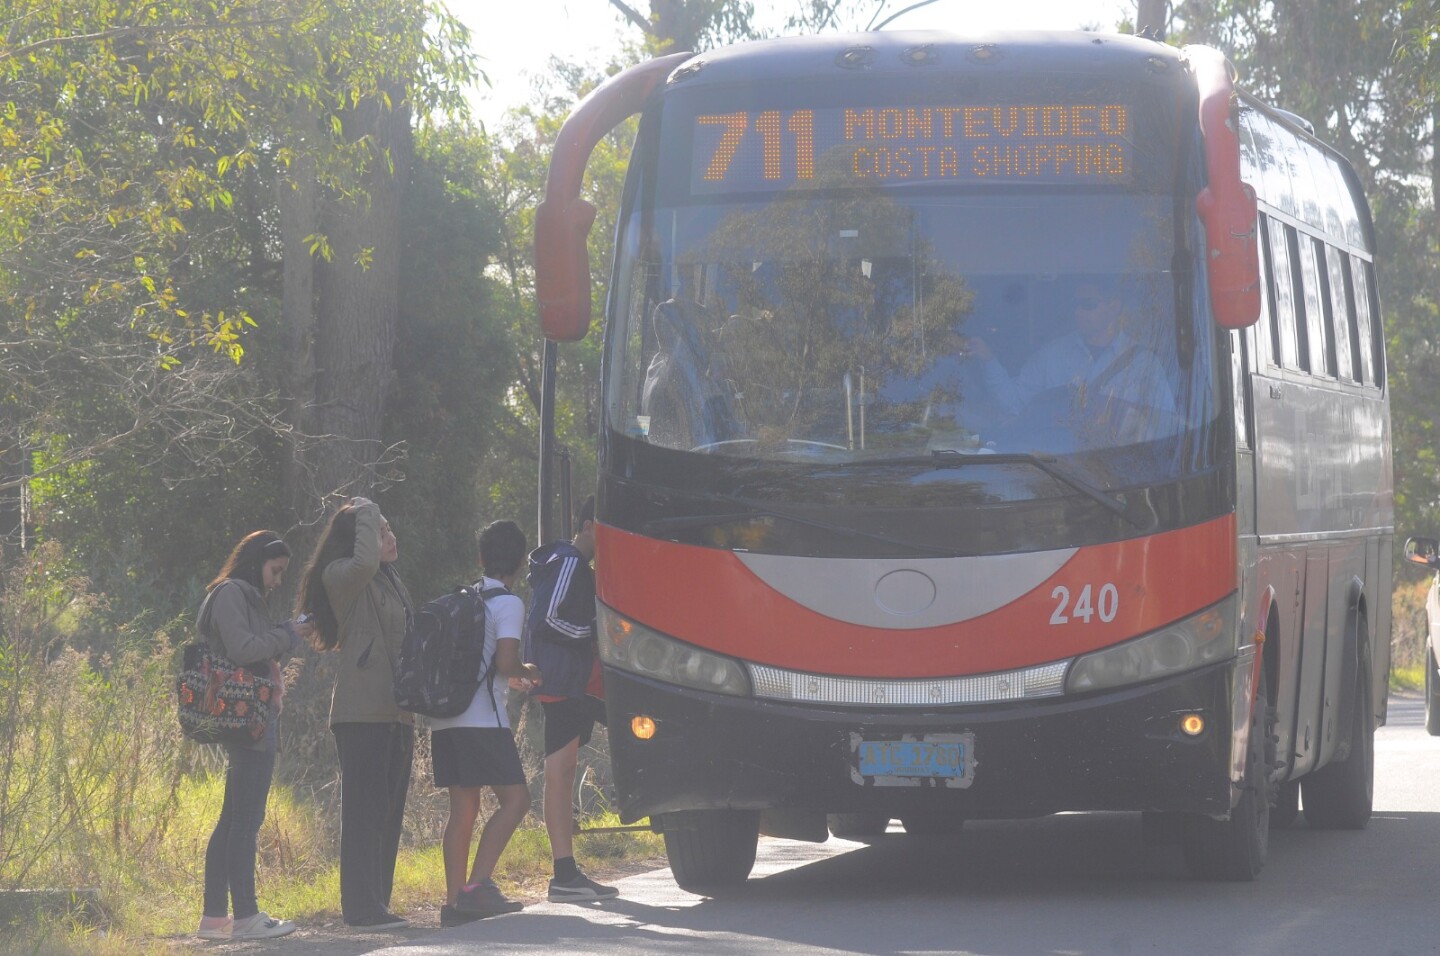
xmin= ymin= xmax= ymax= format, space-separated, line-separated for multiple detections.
xmin=394 ymin=584 xmax=508 ymax=718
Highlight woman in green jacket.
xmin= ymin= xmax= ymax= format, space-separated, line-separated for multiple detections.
xmin=296 ymin=498 xmax=414 ymax=930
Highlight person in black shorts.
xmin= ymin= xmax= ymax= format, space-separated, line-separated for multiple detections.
xmin=524 ymin=496 xmax=619 ymax=902
xmin=427 ymin=520 xmax=541 ymax=926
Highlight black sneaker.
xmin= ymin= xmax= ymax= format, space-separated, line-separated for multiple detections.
xmin=454 ymin=881 xmax=524 ymax=917
xmin=344 ymin=911 xmax=409 ymax=930
xmin=548 ymin=871 xmax=619 ymax=902
xmin=440 ymin=904 xmax=483 ymax=928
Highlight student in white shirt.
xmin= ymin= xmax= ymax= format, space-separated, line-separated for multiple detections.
xmin=427 ymin=520 xmax=541 ymax=925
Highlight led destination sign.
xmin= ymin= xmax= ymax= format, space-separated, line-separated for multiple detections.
xmin=691 ymin=103 xmax=1133 ymax=193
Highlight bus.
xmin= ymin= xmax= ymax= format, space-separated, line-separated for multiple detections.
xmin=533 ymin=30 xmax=1392 ymax=887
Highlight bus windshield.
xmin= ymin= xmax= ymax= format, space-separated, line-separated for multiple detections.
xmin=607 ymin=88 xmax=1222 ymax=496
xmin=610 ymin=194 xmax=1220 ymax=486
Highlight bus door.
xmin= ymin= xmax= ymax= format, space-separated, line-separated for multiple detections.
xmin=1290 ymin=549 xmax=1331 ymax=776
xmin=1231 ymin=328 xmax=1258 ymax=540
xmin=1258 ymin=548 xmax=1302 ymax=779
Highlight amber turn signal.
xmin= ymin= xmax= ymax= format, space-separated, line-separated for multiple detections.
xmin=631 ymin=715 xmax=657 ymax=740
xmin=1179 ymin=713 xmax=1205 ymax=736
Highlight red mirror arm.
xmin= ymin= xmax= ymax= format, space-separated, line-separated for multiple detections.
xmin=535 ymin=52 xmax=694 ymax=342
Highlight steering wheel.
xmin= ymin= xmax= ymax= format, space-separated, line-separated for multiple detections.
xmin=1003 ymin=386 xmax=1081 ymax=450
xmin=690 ymin=438 xmax=849 ymax=454
xmin=784 ymin=439 xmax=849 ymax=451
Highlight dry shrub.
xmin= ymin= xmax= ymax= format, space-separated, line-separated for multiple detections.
xmin=0 ymin=545 xmax=185 ymax=893
xmin=1392 ymin=576 xmax=1430 ymax=672
xmin=0 ymin=542 xmax=337 ymax=931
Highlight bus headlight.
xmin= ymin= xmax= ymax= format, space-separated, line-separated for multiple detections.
xmin=597 ymin=603 xmax=751 ymax=696
xmin=1065 ymin=596 xmax=1237 ymax=694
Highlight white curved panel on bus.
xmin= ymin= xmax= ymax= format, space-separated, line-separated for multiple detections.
xmin=734 ymin=548 xmax=1077 ymax=629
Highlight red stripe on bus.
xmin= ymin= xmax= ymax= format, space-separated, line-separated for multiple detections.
xmin=596 ymin=514 xmax=1237 ymax=678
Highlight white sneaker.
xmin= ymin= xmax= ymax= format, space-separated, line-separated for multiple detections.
xmin=231 ymin=912 xmax=296 ymax=940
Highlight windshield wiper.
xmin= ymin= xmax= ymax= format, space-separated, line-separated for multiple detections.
xmin=842 ymin=450 xmax=1148 ymax=528
xmin=641 ymin=449 xmax=1149 ymax=549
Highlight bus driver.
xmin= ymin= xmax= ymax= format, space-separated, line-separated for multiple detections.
xmin=963 ymin=278 xmax=1177 ymax=445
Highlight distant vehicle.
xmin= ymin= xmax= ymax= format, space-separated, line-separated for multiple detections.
xmin=1404 ymin=537 xmax=1440 ymax=733
xmin=535 ymin=29 xmax=1393 ymax=887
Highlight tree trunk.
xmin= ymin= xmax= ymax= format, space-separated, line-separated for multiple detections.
xmin=312 ymin=89 xmax=414 ymax=504
xmin=1136 ymin=0 xmax=1168 ymax=37
xmin=1431 ymin=101 xmax=1439 ymax=255
xmin=278 ymin=104 xmax=320 ymax=531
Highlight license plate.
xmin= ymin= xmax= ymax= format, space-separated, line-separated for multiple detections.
xmin=850 ymin=733 xmax=975 ymax=788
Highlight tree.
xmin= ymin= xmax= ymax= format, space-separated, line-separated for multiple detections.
xmin=259 ymin=0 xmax=481 ymax=523
xmin=1 ymin=0 xmax=285 ymax=508
xmin=606 ymin=0 xmax=760 ymax=53
xmin=1 ymin=0 xmax=479 ymax=533
xmin=2 ymin=0 xmax=488 ymax=615
xmin=383 ymin=126 xmax=514 ymax=599
xmin=471 ymin=61 xmax=629 ymax=543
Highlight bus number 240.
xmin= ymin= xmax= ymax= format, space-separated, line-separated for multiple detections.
xmin=1049 ymin=584 xmax=1119 ymax=624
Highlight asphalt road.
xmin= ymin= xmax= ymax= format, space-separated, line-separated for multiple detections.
xmin=379 ymin=693 xmax=1440 ymax=956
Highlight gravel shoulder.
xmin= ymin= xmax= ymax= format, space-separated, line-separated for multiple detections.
xmin=162 ymin=856 xmax=668 ymax=955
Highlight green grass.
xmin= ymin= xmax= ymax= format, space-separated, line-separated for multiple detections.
xmin=2 ymin=803 xmax=663 ymax=954
xmin=1390 ymin=664 xmax=1424 ymax=694
xmin=0 ymin=925 xmax=175 ymax=956
xmin=205 ymin=808 xmax=659 ymax=933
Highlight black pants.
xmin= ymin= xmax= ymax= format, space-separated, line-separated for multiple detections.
xmin=203 ymin=744 xmax=276 ymax=920
xmin=333 ymin=722 xmax=413 ymax=923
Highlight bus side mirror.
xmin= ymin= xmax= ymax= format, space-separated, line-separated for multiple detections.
xmin=1196 ymin=183 xmax=1261 ymax=330
xmin=1405 ymin=536 xmax=1440 ymax=569
xmin=535 ymin=196 xmax=599 ymax=342
xmin=1188 ymin=45 xmax=1261 ymax=331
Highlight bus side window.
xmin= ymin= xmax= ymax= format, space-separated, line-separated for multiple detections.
xmin=1256 ymin=213 xmax=1280 ymax=368
xmin=1231 ymin=328 xmax=1251 ymax=448
xmin=1339 ymin=254 xmax=1364 ymax=385
xmin=1267 ymin=219 xmax=1304 ymax=371
xmin=1298 ymin=235 xmax=1332 ymax=376
xmin=1323 ymin=244 xmax=1356 ymax=383
xmin=1351 ymin=257 xmax=1384 ymax=388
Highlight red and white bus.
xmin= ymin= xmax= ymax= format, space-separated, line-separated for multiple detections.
xmin=534 ymin=31 xmax=1392 ymax=887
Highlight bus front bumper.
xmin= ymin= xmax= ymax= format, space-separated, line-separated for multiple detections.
xmin=603 ymin=658 xmax=1238 ymax=824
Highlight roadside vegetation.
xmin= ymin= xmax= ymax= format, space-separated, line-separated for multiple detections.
xmin=0 ymin=550 xmax=662 ymax=954
xmin=1390 ymin=578 xmax=1430 ymax=694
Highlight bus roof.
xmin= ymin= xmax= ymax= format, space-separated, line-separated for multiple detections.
xmin=665 ymin=31 xmax=1189 ymax=88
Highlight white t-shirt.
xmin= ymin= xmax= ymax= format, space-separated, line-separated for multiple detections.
xmin=426 ymin=577 xmax=524 ymax=731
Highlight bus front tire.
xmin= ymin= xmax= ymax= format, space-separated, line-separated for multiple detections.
xmin=1180 ymin=657 xmax=1271 ymax=881
xmin=661 ymin=809 xmax=760 ymax=893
